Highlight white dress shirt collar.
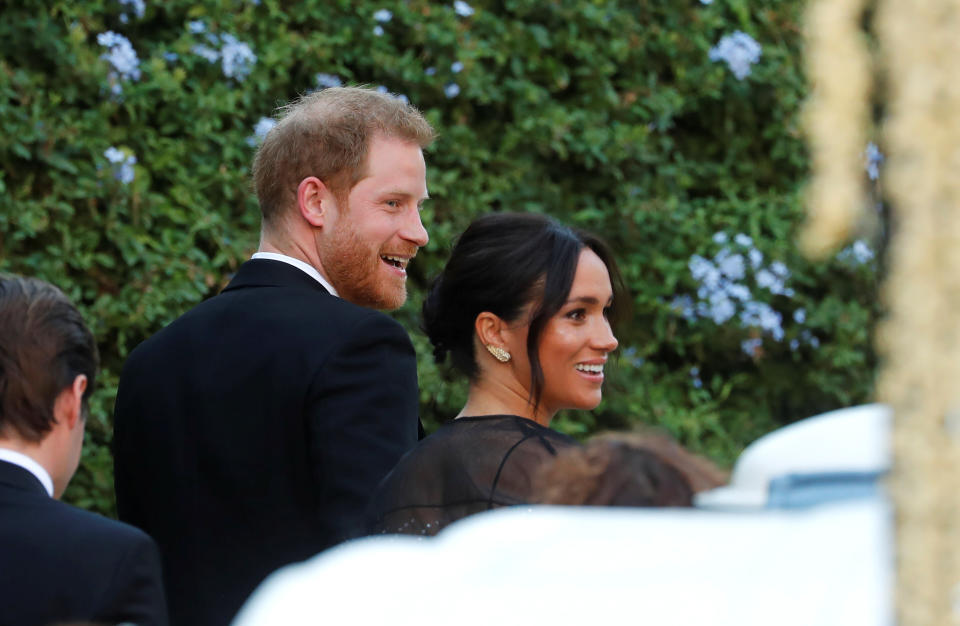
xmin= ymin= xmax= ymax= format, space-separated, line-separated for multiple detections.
xmin=251 ymin=252 xmax=339 ymax=297
xmin=0 ymin=447 xmax=54 ymax=497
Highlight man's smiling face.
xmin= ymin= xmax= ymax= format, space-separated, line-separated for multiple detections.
xmin=318 ymin=135 xmax=429 ymax=310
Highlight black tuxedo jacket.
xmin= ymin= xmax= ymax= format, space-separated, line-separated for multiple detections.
xmin=0 ymin=460 xmax=167 ymax=626
xmin=113 ymin=259 xmax=420 ymax=626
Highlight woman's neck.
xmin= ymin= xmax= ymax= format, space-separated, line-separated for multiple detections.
xmin=456 ymin=377 xmax=554 ymax=427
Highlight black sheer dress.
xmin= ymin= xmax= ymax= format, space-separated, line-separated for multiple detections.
xmin=367 ymin=415 xmax=580 ymax=536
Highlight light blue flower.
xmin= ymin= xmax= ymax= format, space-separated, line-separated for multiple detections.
xmin=748 ymin=248 xmax=763 ymax=269
xmin=315 ymin=73 xmax=342 ymax=89
xmin=769 ymin=261 xmax=790 ymax=279
xmin=852 ymin=240 xmax=874 ymax=263
xmin=188 ymin=20 xmax=206 ymax=34
xmin=163 ymin=52 xmax=179 ymax=62
xmin=789 ymin=338 xmax=800 ymax=351
xmin=118 ymin=0 xmax=145 ymax=21
xmin=247 ymin=116 xmax=277 ymax=146
xmin=755 ymin=269 xmax=780 ymax=292
xmin=97 ymin=31 xmax=141 ymax=82
xmin=424 ymin=66 xmax=437 ymax=76
xmin=454 ymin=0 xmax=475 ymax=17
xmin=220 ymin=35 xmax=256 ymax=80
xmin=793 ymin=308 xmax=806 ymax=324
xmin=623 ymin=346 xmax=645 ymax=368
xmin=671 ymin=295 xmax=697 ymax=321
xmin=373 ymin=9 xmax=393 ymax=22
xmin=801 ymin=330 xmax=820 ymax=349
xmin=865 ymin=142 xmax=884 ymax=181
xmin=444 ymin=82 xmax=460 ymax=98
xmin=741 ymin=337 xmax=763 ymax=357
xmin=254 ymin=117 xmax=276 ymax=139
xmin=700 ymin=0 xmax=713 ymax=4
xmin=734 ymin=233 xmax=753 ymax=247
xmin=716 ymin=251 xmax=745 ymax=281
xmin=104 ymin=147 xmax=136 ymax=184
xmin=689 ymin=255 xmax=721 ymax=291
xmin=689 ymin=366 xmax=703 ymax=388
xmin=709 ymin=31 xmax=762 ymax=80
xmin=740 ymin=301 xmax=783 ymax=340
xmin=104 ymin=147 xmax=125 ymax=163
xmin=451 ymin=61 xmax=464 ymax=73
xmin=191 ymin=44 xmax=219 ymax=63
xmin=707 ymin=292 xmax=735 ymax=324
xmin=837 ymin=239 xmax=875 ymax=265
xmin=373 ymin=25 xmax=385 ymax=37
xmin=725 ymin=283 xmax=751 ymax=302
xmin=712 ymin=231 xmax=728 ymax=244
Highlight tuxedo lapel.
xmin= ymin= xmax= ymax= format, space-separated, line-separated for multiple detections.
xmin=0 ymin=460 xmax=48 ymax=496
xmin=222 ymin=259 xmax=331 ymax=295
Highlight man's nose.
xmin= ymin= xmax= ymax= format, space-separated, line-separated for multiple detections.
xmin=402 ymin=207 xmax=429 ymax=247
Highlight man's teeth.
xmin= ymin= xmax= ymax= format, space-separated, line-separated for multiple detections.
xmin=575 ymin=364 xmax=603 ymax=374
xmin=381 ymin=255 xmax=407 ymax=268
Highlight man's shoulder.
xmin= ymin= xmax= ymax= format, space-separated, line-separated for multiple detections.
xmin=45 ymin=498 xmax=156 ymax=549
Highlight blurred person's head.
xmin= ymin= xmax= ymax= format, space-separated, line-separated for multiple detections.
xmin=0 ymin=275 xmax=98 ymax=497
xmin=423 ymin=213 xmax=627 ymax=424
xmin=253 ymin=87 xmax=436 ymax=310
xmin=532 ymin=431 xmax=726 ymax=506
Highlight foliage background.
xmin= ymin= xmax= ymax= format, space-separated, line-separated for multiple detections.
xmin=0 ymin=0 xmax=880 ymax=515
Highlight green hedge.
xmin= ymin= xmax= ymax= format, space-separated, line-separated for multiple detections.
xmin=0 ymin=0 xmax=879 ymax=515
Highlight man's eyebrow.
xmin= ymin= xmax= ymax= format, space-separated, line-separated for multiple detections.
xmin=382 ymin=189 xmax=430 ymax=201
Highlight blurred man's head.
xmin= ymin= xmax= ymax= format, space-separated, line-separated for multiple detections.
xmin=0 ymin=276 xmax=98 ymax=497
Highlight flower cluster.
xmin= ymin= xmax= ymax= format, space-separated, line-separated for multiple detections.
xmin=98 ymin=31 xmax=141 ymax=96
xmin=709 ymin=31 xmax=761 ymax=80
xmin=454 ymin=1 xmax=475 ymax=17
xmin=117 ymin=0 xmax=145 ymax=23
xmin=673 ymin=232 xmax=815 ymax=357
xmin=246 ymin=117 xmax=277 ymax=147
xmin=837 ymin=239 xmax=875 ymax=266
xmin=373 ymin=8 xmax=391 ymax=36
xmin=374 ymin=85 xmax=410 ymax=104
xmin=189 ymin=24 xmax=257 ymax=81
xmin=104 ymin=147 xmax=136 ymax=185
xmin=315 ymin=73 xmax=342 ymax=89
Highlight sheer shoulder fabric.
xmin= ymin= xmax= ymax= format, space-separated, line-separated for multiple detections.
xmin=367 ymin=415 xmax=580 ymax=536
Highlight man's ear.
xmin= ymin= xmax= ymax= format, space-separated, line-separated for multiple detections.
xmin=297 ymin=176 xmax=333 ymax=228
xmin=53 ymin=374 xmax=87 ymax=430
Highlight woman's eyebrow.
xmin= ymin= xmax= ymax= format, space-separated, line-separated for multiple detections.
xmin=564 ymin=295 xmax=613 ymax=305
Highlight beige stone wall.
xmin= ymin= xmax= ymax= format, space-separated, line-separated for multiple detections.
xmin=803 ymin=1 xmax=960 ymax=623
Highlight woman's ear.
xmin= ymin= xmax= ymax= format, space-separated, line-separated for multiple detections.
xmin=474 ymin=312 xmax=512 ymax=363
xmin=475 ymin=311 xmax=505 ymax=348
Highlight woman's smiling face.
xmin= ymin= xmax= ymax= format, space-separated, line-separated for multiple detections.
xmin=507 ymin=248 xmax=619 ymax=418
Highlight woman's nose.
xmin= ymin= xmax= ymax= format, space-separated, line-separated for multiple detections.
xmin=593 ymin=318 xmax=618 ymax=352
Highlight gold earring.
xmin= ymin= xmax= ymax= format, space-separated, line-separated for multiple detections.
xmin=485 ymin=344 xmax=511 ymax=363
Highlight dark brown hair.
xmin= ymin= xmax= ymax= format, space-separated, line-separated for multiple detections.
xmin=532 ymin=431 xmax=727 ymax=507
xmin=423 ymin=212 xmax=628 ymax=413
xmin=0 ymin=276 xmax=98 ymax=442
xmin=252 ymin=86 xmax=436 ymax=224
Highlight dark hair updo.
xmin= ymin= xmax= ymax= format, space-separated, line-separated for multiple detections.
xmin=422 ymin=212 xmax=626 ymax=410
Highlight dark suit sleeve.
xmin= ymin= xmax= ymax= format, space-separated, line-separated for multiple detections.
xmin=306 ymin=312 xmax=420 ymax=543
xmin=99 ymin=529 xmax=169 ymax=626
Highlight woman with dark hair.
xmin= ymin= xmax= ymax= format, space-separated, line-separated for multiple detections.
xmin=368 ymin=212 xmax=626 ymax=535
